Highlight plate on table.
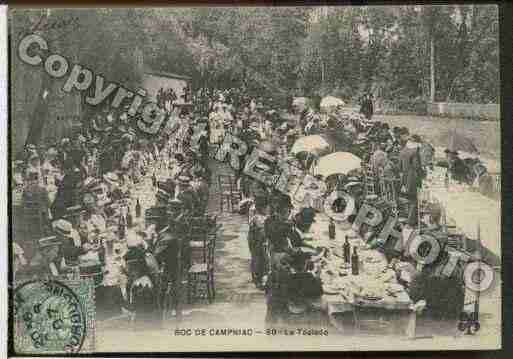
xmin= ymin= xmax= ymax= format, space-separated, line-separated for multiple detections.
xmin=354 ymin=293 xmax=383 ymax=302
xmin=386 ymin=283 xmax=404 ymax=295
xmin=339 ymin=262 xmax=351 ymax=270
xmin=362 ymin=295 xmax=383 ymax=301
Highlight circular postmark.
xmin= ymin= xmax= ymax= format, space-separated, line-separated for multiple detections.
xmin=13 ymin=280 xmax=86 ymax=354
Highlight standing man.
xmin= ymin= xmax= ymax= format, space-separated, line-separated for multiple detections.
xmin=247 ymin=195 xmax=269 ymax=289
xmin=399 ymin=136 xmax=423 ymax=228
xmin=23 ymin=167 xmax=51 ymax=236
xmin=367 ymin=93 xmax=374 ymax=121
xmin=370 ymin=143 xmax=388 ymax=174
xmin=264 ymin=193 xmax=296 ymax=325
xmin=154 ymin=197 xmax=190 ymax=320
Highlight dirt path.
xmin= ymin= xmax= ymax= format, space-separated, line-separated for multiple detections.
xmin=175 ymin=158 xmax=266 ymax=326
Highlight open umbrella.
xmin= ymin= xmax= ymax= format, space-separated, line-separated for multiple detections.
xmin=320 ymin=96 xmax=346 ymax=112
xmin=290 ymin=135 xmax=334 ymax=157
xmin=313 ymin=152 xmax=362 ymax=178
xmin=445 ymin=130 xmax=479 ymax=154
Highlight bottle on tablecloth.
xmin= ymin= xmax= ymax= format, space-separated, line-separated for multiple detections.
xmin=351 ymin=246 xmax=359 ymax=275
xmin=118 ymin=212 xmax=127 ymax=239
xmin=127 ymin=206 xmax=133 ymax=228
xmin=152 ymin=172 xmax=157 ymax=188
xmin=135 ymin=198 xmax=142 ymax=218
xmin=329 ymin=217 xmax=336 ymax=240
xmin=98 ymin=238 xmax=106 ymax=264
xmin=343 ymin=235 xmax=351 ymax=263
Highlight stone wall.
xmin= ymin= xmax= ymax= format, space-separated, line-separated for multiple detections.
xmin=427 ymin=102 xmax=500 ymax=120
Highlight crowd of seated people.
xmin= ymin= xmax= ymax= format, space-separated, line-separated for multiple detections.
xmin=12 ymin=101 xmax=214 ymax=322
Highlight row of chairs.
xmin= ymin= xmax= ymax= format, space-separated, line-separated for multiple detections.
xmin=218 ymin=174 xmax=242 ymax=213
xmin=362 ymin=164 xmax=409 ymax=222
xmin=187 ymin=215 xmax=218 ymax=304
xmin=151 ymin=214 xmax=219 ymax=322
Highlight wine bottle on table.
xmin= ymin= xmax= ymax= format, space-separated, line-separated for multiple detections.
xmin=98 ymin=238 xmax=105 ymax=264
xmin=135 ymin=198 xmax=142 ymax=218
xmin=127 ymin=206 xmax=133 ymax=228
xmin=119 ymin=213 xmax=126 ymax=239
xmin=343 ymin=235 xmax=351 ymax=263
xmin=152 ymin=172 xmax=157 ymax=188
xmin=351 ymin=246 xmax=359 ymax=275
xmin=329 ymin=217 xmax=336 ymax=240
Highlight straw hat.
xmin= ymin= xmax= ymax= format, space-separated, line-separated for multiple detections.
xmin=103 ymin=172 xmax=120 ymax=186
xmin=82 ymin=177 xmax=100 ymax=191
xmin=177 ymin=175 xmax=192 ymax=185
xmin=52 ymin=219 xmax=73 ymax=238
xmin=46 ymin=147 xmax=58 ymax=157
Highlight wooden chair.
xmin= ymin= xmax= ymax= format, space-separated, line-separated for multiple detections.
xmin=388 ymin=178 xmax=409 ymax=225
xmin=188 ymin=216 xmax=210 ymax=264
xmin=217 ymin=174 xmax=241 ymax=213
xmin=206 ymin=220 xmax=217 ymax=300
xmin=79 ymin=262 xmax=104 ymax=287
xmin=187 ymin=220 xmax=217 ymax=304
xmin=362 ymin=163 xmax=378 ymax=202
xmin=418 ymin=189 xmax=433 ymax=220
xmin=440 ymin=205 xmax=464 ymax=250
xmin=63 ymin=205 xmax=83 ymax=227
xmin=380 ymin=175 xmax=398 ymax=214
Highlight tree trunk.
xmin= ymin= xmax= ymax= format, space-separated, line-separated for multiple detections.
xmin=24 ymin=75 xmax=52 ymax=147
xmin=321 ymin=59 xmax=325 ymax=94
xmin=25 ymin=9 xmax=51 ymax=148
xmin=430 ymin=34 xmax=435 ymax=103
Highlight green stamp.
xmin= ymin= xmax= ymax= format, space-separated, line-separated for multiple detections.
xmin=13 ymin=279 xmax=96 ymax=354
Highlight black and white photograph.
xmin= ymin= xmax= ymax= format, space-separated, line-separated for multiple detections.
xmin=6 ymin=5 xmax=502 ymax=353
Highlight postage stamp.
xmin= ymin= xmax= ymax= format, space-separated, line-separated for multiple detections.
xmin=13 ymin=279 xmax=95 ymax=354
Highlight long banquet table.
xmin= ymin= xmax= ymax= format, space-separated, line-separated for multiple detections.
xmin=303 ymin=213 xmax=417 ymax=336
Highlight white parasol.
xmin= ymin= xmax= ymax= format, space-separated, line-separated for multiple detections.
xmin=320 ymin=96 xmax=346 ymax=112
xmin=313 ymin=152 xmax=362 ymax=178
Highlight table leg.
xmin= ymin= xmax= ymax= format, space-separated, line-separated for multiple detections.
xmin=406 ymin=309 xmax=417 ymax=339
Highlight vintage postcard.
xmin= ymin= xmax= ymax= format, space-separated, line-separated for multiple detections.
xmin=7 ymin=5 xmax=502 ymax=353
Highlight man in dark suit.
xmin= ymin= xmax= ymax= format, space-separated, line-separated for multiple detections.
xmin=399 ymin=136 xmax=423 ymax=227
xmin=51 ymin=166 xmax=81 ymax=220
xmin=154 ymin=227 xmax=184 ymax=321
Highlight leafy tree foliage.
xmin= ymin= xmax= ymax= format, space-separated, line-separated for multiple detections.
xmin=10 ymin=5 xmax=499 ymax=108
